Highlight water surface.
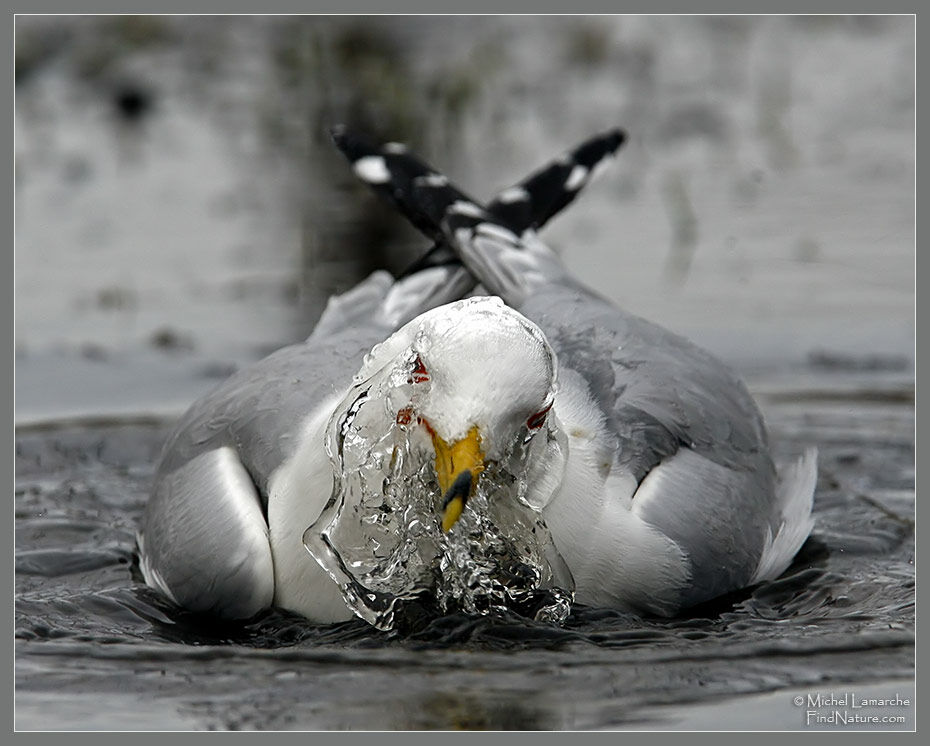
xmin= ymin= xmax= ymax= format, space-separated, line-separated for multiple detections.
xmin=14 ymin=367 xmax=914 ymax=729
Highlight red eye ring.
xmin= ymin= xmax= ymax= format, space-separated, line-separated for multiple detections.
xmin=526 ymin=403 xmax=552 ymax=430
xmin=408 ymin=354 xmax=430 ymax=384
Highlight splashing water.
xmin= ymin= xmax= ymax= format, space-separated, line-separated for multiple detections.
xmin=303 ymin=353 xmax=574 ymax=630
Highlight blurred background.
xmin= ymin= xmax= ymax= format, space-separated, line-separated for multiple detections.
xmin=14 ymin=15 xmax=915 ymax=424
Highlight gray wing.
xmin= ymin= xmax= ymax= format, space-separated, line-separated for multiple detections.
xmin=154 ymin=323 xmax=389 ymax=503
xmin=439 ymin=213 xmax=784 ymax=607
xmin=155 ymin=265 xmax=475 ymax=497
xmin=139 ymin=446 xmax=274 ymax=618
xmin=140 ymin=265 xmax=467 ymax=618
xmin=521 ymin=281 xmax=778 ymax=606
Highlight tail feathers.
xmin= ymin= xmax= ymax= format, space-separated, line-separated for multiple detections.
xmin=750 ymin=448 xmax=818 ymax=584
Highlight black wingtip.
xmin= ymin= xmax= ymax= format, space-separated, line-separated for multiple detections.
xmin=329 ymin=124 xmax=385 ymax=164
xmin=608 ymin=127 xmax=627 ymax=151
xmin=595 ymin=127 xmax=627 ymax=153
xmin=329 ymin=125 xmax=631 ymax=274
xmin=570 ymin=127 xmax=628 ymax=168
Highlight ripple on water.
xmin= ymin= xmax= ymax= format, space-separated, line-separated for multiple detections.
xmin=14 ymin=393 xmax=914 ymax=728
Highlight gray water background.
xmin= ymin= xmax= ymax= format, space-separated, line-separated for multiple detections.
xmin=14 ymin=16 xmax=915 ymax=730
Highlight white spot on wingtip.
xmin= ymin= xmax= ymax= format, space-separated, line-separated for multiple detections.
xmin=590 ymin=155 xmax=616 ymax=183
xmin=414 ymin=173 xmax=449 ymax=187
xmin=450 ymin=200 xmax=485 ymax=218
xmin=565 ymin=164 xmax=589 ymax=191
xmin=383 ymin=142 xmax=407 ymax=154
xmin=353 ymin=156 xmax=391 ymax=184
xmin=497 ymin=186 xmax=529 ymax=204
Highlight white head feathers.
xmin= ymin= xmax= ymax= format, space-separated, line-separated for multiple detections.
xmin=356 ymin=296 xmax=558 ymax=457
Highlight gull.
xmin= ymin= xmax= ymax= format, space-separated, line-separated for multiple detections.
xmin=138 ymin=127 xmax=816 ymax=625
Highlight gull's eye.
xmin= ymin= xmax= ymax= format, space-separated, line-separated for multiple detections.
xmin=526 ymin=403 xmax=552 ymax=430
xmin=408 ymin=354 xmax=430 ymax=384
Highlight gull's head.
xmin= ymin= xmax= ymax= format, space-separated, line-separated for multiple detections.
xmin=354 ymin=296 xmax=558 ymax=532
xmin=308 ymin=295 xmax=572 ymax=628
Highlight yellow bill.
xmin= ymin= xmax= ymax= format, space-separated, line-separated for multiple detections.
xmin=430 ymin=424 xmax=484 ymax=532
